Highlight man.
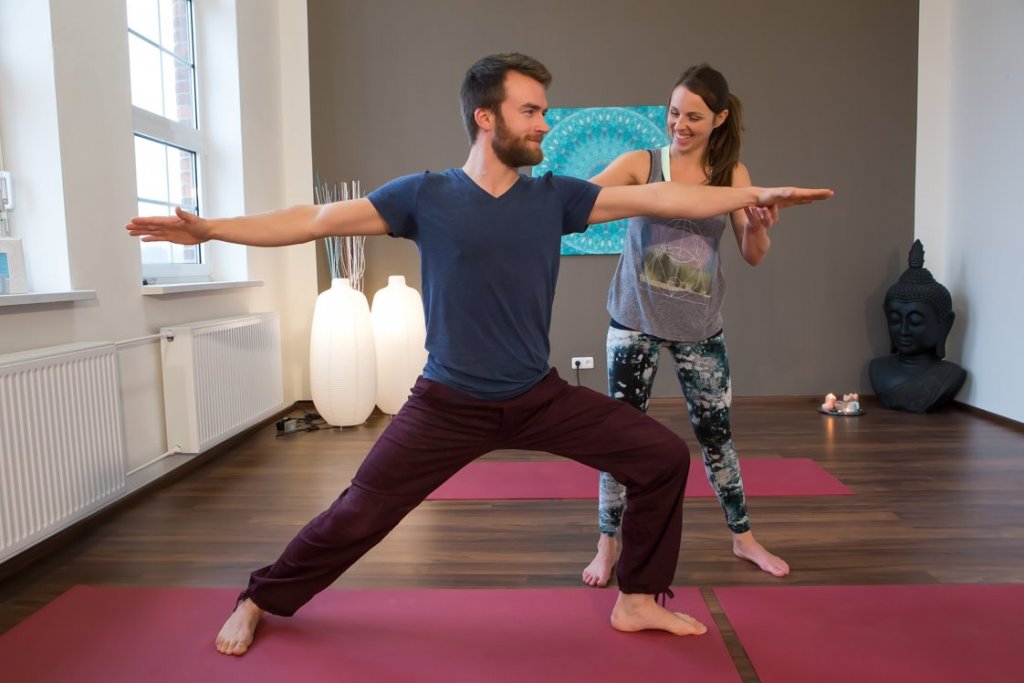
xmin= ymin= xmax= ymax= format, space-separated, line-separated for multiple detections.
xmin=127 ymin=53 xmax=832 ymax=656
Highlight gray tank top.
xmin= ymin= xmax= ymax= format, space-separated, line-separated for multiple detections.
xmin=606 ymin=147 xmax=729 ymax=342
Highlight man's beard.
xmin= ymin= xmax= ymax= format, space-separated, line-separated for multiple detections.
xmin=491 ymin=114 xmax=544 ymax=168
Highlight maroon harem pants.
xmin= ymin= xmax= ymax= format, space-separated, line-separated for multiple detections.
xmin=241 ymin=369 xmax=690 ymax=615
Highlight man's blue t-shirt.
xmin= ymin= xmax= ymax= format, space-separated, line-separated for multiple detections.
xmin=367 ymin=168 xmax=600 ymax=400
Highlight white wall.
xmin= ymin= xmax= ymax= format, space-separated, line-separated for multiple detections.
xmin=0 ymin=0 xmax=71 ymax=291
xmin=0 ymin=0 xmax=317 ymax=480
xmin=236 ymin=0 xmax=317 ymax=402
xmin=917 ymin=0 xmax=1024 ymax=422
xmin=915 ymin=0 xmax=952 ymax=273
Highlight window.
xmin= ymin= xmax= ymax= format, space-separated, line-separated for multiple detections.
xmin=127 ymin=0 xmax=208 ymax=283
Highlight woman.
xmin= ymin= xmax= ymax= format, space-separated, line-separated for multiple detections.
xmin=582 ymin=64 xmax=790 ymax=587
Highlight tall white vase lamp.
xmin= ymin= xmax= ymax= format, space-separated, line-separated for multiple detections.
xmin=310 ymin=179 xmax=376 ymax=427
xmin=309 ymin=278 xmax=376 ymax=426
xmin=371 ymin=275 xmax=428 ymax=414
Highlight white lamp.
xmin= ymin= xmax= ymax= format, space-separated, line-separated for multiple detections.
xmin=310 ymin=277 xmax=377 ymax=426
xmin=371 ymin=275 xmax=428 ymax=414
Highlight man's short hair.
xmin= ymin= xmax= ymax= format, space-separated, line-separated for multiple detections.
xmin=460 ymin=53 xmax=552 ymax=143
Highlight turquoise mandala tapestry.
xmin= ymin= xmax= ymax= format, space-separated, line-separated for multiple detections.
xmin=533 ymin=106 xmax=668 ymax=256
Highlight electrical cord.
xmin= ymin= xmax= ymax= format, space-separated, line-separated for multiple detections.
xmin=276 ymin=409 xmax=335 ymax=437
xmin=573 ymin=359 xmax=582 ymax=386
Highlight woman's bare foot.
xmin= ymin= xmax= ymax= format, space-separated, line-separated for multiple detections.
xmin=582 ymin=534 xmax=618 ymax=587
xmin=215 ymin=598 xmax=264 ymax=656
xmin=610 ymin=592 xmax=707 ymax=636
xmin=733 ymin=531 xmax=790 ymax=577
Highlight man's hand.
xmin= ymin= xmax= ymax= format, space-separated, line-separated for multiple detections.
xmin=125 ymin=207 xmax=210 ymax=245
xmin=755 ymin=187 xmax=834 ymax=209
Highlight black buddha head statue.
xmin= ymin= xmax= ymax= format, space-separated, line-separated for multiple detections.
xmin=883 ymin=240 xmax=954 ymax=361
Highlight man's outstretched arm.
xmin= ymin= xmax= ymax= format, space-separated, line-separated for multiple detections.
xmin=588 ymin=183 xmax=833 ymax=225
xmin=125 ymin=197 xmax=389 ymax=247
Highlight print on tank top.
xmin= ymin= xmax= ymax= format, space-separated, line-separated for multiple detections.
xmin=640 ymin=218 xmax=719 ymax=305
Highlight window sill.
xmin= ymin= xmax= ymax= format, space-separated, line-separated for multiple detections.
xmin=141 ymin=280 xmax=263 ymax=296
xmin=0 ymin=290 xmax=98 ymax=307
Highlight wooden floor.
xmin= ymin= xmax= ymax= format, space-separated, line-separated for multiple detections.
xmin=1 ymin=396 xmax=1022 ymax=681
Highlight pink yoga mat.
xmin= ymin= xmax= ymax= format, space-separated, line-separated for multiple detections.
xmin=0 ymin=586 xmax=739 ymax=683
xmin=715 ymin=584 xmax=1024 ymax=683
xmin=427 ymin=457 xmax=852 ymax=500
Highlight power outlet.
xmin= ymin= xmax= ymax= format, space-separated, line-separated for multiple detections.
xmin=571 ymin=356 xmax=594 ymax=370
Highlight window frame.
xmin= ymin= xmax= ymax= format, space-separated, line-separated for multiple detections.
xmin=128 ymin=0 xmax=211 ymax=284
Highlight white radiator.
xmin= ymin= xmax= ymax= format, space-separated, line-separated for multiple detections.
xmin=161 ymin=313 xmax=283 ymax=454
xmin=0 ymin=342 xmax=127 ymax=563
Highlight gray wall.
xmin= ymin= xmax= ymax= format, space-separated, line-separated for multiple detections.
xmin=307 ymin=0 xmax=919 ymax=396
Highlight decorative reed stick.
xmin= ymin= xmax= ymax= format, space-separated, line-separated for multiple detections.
xmin=314 ymin=174 xmax=366 ymax=292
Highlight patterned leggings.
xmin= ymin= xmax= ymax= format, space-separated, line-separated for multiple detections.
xmin=600 ymin=326 xmax=751 ymax=535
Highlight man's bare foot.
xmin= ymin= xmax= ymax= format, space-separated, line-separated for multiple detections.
xmin=582 ymin=534 xmax=618 ymax=587
xmin=215 ymin=598 xmax=264 ymax=656
xmin=610 ymin=592 xmax=707 ymax=635
xmin=733 ymin=531 xmax=790 ymax=577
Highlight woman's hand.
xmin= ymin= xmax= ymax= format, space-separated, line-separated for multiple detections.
xmin=743 ymin=205 xmax=779 ymax=233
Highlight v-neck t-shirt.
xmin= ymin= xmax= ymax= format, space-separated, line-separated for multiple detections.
xmin=368 ymin=168 xmax=600 ymax=399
